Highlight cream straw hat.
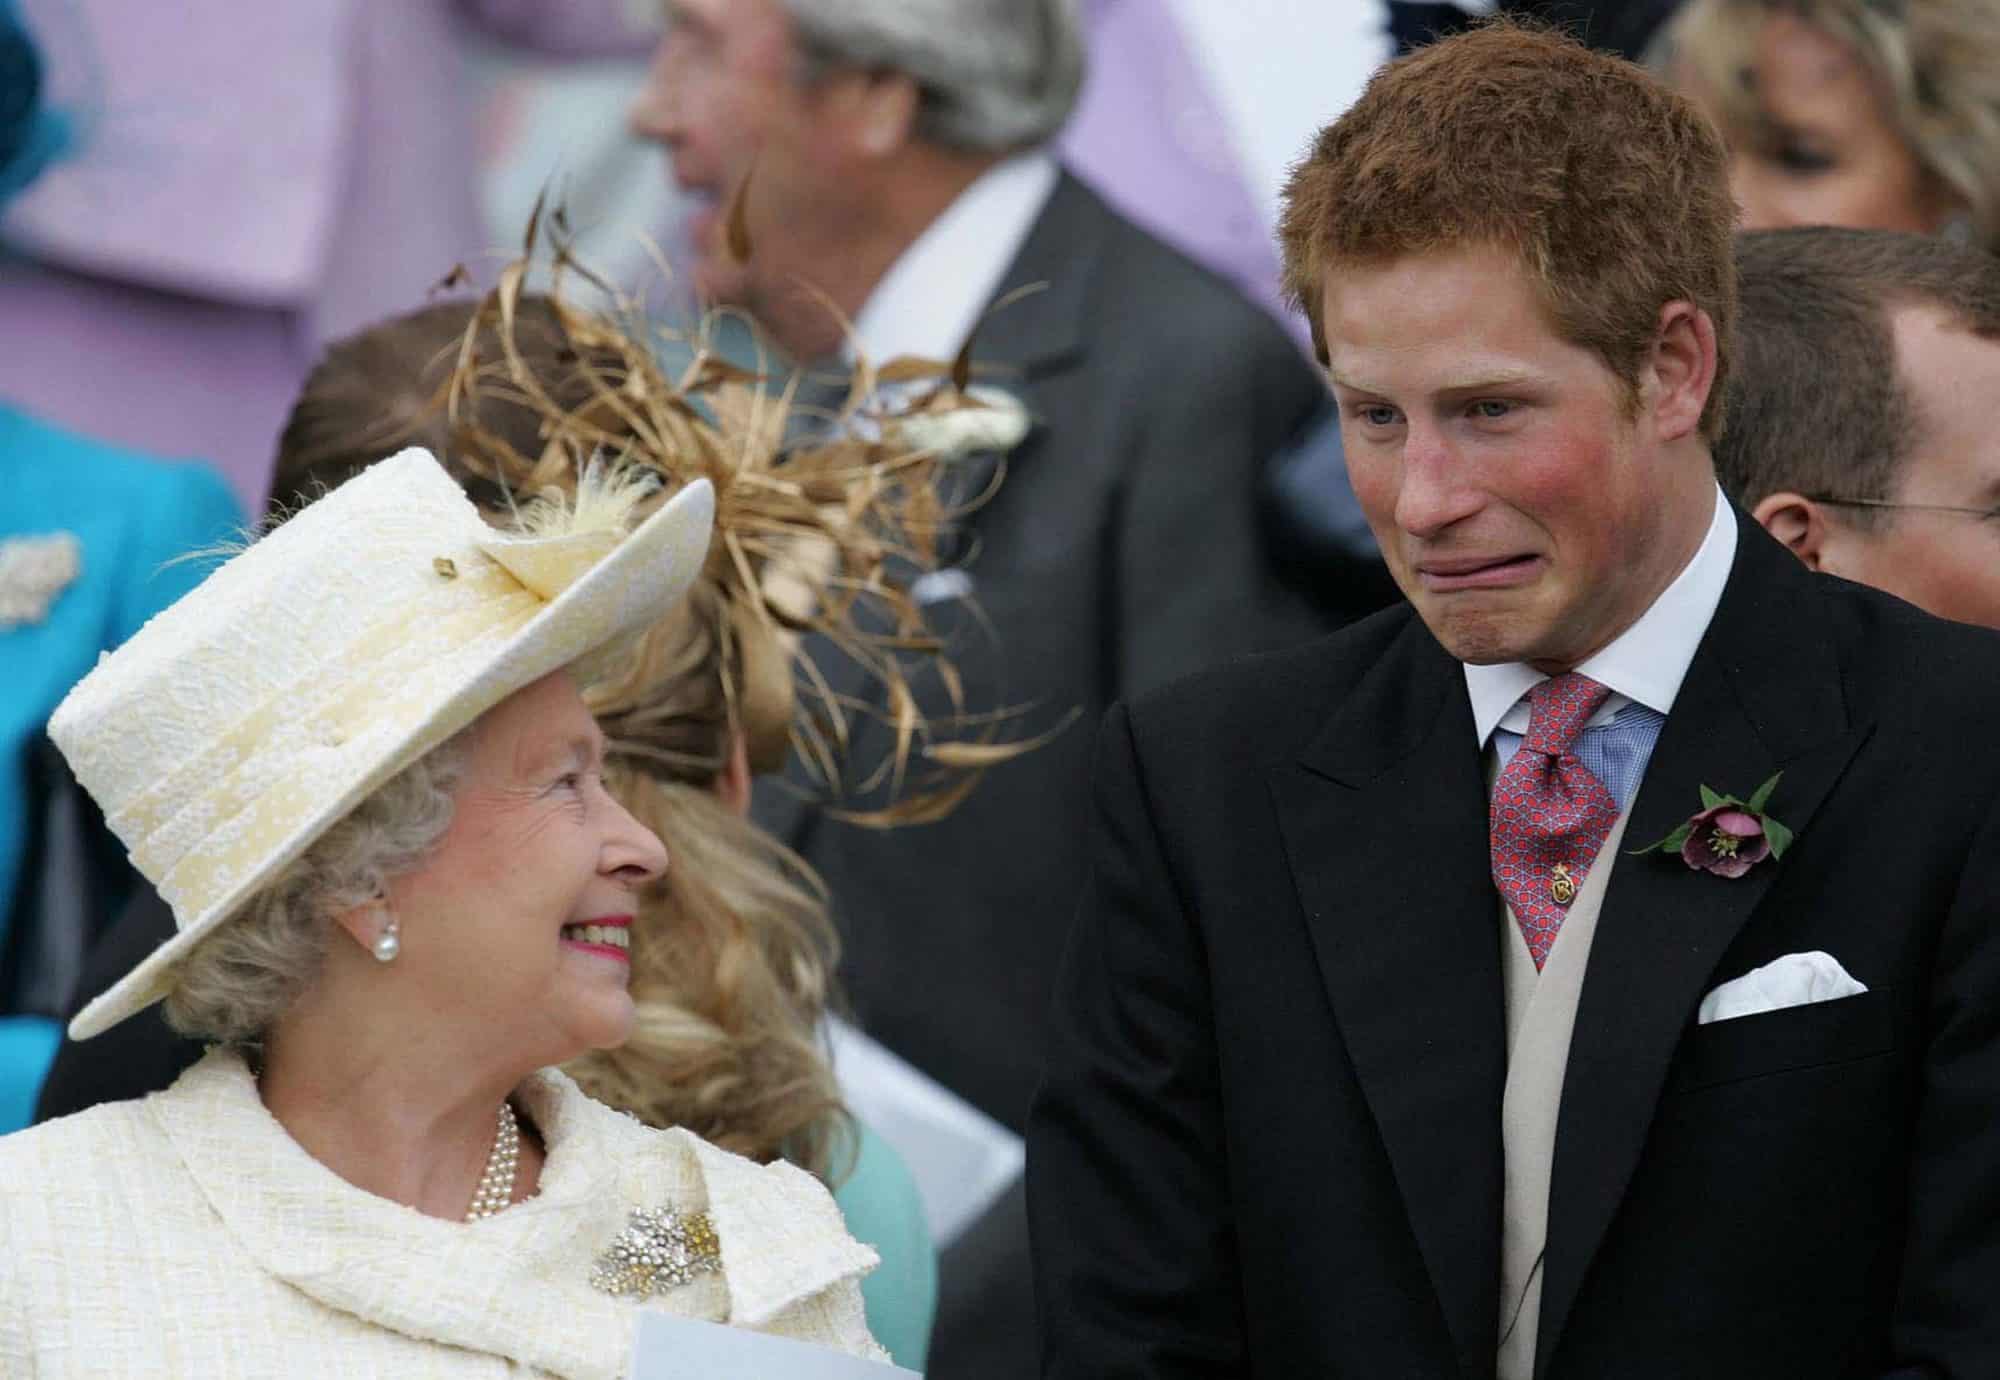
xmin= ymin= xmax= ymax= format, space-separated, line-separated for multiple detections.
xmin=50 ymin=448 xmax=714 ymax=1039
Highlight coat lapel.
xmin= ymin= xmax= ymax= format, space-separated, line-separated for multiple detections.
xmin=1534 ymin=518 xmax=1874 ymax=1374
xmin=1270 ymin=614 xmax=1505 ymax=1377
xmin=757 ymin=172 xmax=1098 ymax=850
xmin=960 ymin=170 xmax=1097 ymax=384
xmin=154 ymin=1053 xmax=872 ymax=1378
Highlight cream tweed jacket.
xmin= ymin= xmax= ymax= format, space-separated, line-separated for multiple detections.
xmin=0 ymin=1050 xmax=885 ymax=1376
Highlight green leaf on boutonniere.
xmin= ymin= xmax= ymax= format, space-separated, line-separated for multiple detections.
xmin=1746 ymin=771 xmax=1783 ymax=815
xmin=1698 ymin=784 xmax=1727 ymax=811
xmin=1631 ymin=820 xmax=1695 ymax=856
xmin=1762 ymin=813 xmax=1795 ymax=860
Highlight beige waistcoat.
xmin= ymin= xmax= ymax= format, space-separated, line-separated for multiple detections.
xmin=1496 ymin=808 xmax=1635 ymax=1380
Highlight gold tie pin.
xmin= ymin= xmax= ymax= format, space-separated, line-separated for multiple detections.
xmin=1550 ymin=863 xmax=1578 ymax=906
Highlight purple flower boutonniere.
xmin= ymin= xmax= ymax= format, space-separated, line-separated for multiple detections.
xmin=1632 ymin=772 xmax=1795 ymax=878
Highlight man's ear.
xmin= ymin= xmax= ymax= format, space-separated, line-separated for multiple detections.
xmin=1646 ymin=301 xmax=1719 ymax=444
xmin=1751 ymin=491 xmax=1831 ymax=570
xmin=832 ymin=70 xmax=921 ymax=158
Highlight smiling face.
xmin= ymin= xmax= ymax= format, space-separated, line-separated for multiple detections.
xmin=1326 ymin=243 xmax=1718 ymax=670
xmin=1678 ymin=12 xmax=1953 ymax=237
xmin=383 ymin=671 xmax=668 ymax=1066
xmin=628 ymin=0 xmax=867 ymax=316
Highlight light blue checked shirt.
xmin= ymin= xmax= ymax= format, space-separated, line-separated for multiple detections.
xmin=1493 ymin=701 xmax=1667 ymax=813
xmin=1467 ymin=486 xmax=1739 ymax=811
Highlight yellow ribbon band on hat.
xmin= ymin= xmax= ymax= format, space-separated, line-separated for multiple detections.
xmin=147 ymin=593 xmax=551 ymax=924
xmin=122 ymin=567 xmax=546 ymax=922
xmin=112 ymin=561 xmax=533 ymax=864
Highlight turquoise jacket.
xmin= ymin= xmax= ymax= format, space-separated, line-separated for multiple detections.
xmin=831 ymin=1122 xmax=938 ymax=1372
xmin=0 ymin=406 xmax=242 ymax=1131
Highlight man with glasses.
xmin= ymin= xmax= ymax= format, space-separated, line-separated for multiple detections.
xmin=1723 ymin=226 xmax=2000 ymax=628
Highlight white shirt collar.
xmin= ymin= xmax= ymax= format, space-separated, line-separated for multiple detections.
xmin=1464 ymin=484 xmax=1738 ymax=747
xmin=846 ymin=150 xmax=1061 ymax=367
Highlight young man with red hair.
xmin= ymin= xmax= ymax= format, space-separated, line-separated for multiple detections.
xmin=1029 ymin=23 xmax=2000 ymax=1379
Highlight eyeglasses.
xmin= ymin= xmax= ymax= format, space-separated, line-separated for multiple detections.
xmin=1805 ymin=495 xmax=2000 ymax=523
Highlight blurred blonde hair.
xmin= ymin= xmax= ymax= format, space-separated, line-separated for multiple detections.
xmin=569 ymin=578 xmax=849 ymax=1177
xmin=1668 ymin=0 xmax=2000 ymax=252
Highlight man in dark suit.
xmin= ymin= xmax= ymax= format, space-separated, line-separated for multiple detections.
xmin=1030 ymin=23 xmax=2000 ymax=1380
xmin=629 ymin=5 xmax=1333 ymax=1375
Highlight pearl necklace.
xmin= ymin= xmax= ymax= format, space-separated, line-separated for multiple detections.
xmin=465 ymin=1100 xmax=521 ymax=1221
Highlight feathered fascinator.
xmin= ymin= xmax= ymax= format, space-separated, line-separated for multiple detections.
xmin=439 ymin=209 xmax=1038 ymax=825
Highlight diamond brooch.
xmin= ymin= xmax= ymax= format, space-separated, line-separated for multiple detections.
xmin=589 ymin=1206 xmax=723 ymax=1298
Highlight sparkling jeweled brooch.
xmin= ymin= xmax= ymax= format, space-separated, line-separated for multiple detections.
xmin=588 ymin=1205 xmax=723 ymax=1298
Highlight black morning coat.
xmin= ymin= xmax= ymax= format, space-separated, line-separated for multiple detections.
xmin=1029 ymin=509 xmax=2000 ymax=1379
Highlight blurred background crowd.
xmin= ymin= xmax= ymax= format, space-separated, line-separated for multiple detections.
xmin=7 ymin=0 xmax=2000 ymax=1374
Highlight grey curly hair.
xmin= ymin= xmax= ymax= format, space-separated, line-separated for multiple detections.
xmin=162 ymin=731 xmax=472 ymax=1046
xmin=783 ymin=0 xmax=1086 ymax=152
xmin=1668 ymin=0 xmax=2000 ymax=253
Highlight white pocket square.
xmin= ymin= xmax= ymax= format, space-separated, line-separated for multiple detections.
xmin=1697 ymin=951 xmax=1867 ymax=1025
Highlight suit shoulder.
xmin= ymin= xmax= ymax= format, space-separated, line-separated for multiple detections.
xmin=1815 ymin=574 xmax=2000 ymax=718
xmin=1058 ymin=173 xmax=1305 ymax=365
xmin=1122 ymin=603 xmax=1416 ymax=757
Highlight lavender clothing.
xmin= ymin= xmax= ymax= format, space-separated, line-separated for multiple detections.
xmin=2 ymin=0 xmax=1290 ymax=512
xmin=1059 ymin=0 xmax=1288 ymax=329
xmin=0 ymin=0 xmax=653 ymax=511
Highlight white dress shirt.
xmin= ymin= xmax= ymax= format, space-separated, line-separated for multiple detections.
xmin=1465 ymin=484 xmax=1738 ymax=751
xmin=846 ymin=151 xmax=1061 ymax=367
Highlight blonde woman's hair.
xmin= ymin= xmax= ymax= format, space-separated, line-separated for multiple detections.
xmin=1667 ymin=0 xmax=2000 ymax=252
xmin=565 ymin=579 xmax=851 ymax=1178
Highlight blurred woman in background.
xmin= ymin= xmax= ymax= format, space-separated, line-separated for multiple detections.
xmin=1664 ymin=0 xmax=2000 ymax=250
xmin=0 ymin=0 xmax=241 ymax=1133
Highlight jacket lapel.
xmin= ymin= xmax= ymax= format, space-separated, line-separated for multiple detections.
xmin=961 ymin=170 xmax=1096 ymax=384
xmin=155 ymin=1054 xmax=872 ymax=1378
xmin=1534 ymin=517 xmax=1874 ymax=1374
xmin=1270 ymin=615 xmax=1505 ymax=1377
xmin=757 ymin=172 xmax=1098 ymax=849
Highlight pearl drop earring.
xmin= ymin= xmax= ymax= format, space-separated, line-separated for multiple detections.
xmin=372 ymin=915 xmax=400 ymax=963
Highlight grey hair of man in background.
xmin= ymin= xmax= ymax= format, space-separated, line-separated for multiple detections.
xmin=781 ymin=0 xmax=1087 ymax=152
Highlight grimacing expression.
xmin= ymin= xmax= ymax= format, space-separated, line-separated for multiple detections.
xmin=1326 ymin=244 xmax=1710 ymax=670
xmin=382 ymin=671 xmax=668 ymax=1063
xmin=1829 ymin=304 xmax=2000 ymax=629
xmin=629 ymin=0 xmax=866 ymax=313
xmin=1678 ymin=12 xmax=1954 ymax=237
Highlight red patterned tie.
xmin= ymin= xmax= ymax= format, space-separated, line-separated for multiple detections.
xmin=1489 ymin=672 xmax=1619 ymax=970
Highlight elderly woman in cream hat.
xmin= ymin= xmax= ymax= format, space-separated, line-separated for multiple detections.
xmin=0 ymin=451 xmax=888 ymax=1374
